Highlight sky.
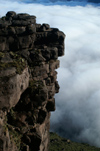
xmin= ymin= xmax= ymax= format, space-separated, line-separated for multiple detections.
xmin=0 ymin=0 xmax=100 ymax=147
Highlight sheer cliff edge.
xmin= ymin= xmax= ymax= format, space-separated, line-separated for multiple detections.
xmin=0 ymin=11 xmax=65 ymax=151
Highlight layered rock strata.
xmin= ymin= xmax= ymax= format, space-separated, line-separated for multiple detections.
xmin=0 ymin=11 xmax=65 ymax=151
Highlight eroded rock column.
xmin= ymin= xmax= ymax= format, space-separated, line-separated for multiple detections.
xmin=0 ymin=11 xmax=65 ymax=151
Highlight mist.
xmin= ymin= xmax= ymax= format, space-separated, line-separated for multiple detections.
xmin=0 ymin=0 xmax=100 ymax=147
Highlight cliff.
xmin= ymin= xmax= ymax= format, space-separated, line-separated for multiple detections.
xmin=0 ymin=11 xmax=65 ymax=151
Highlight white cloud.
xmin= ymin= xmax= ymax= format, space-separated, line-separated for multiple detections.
xmin=0 ymin=0 xmax=100 ymax=147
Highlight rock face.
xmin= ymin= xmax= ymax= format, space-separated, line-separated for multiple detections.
xmin=0 ymin=11 xmax=65 ymax=151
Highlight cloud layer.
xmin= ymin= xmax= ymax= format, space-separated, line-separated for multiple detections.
xmin=0 ymin=0 xmax=100 ymax=147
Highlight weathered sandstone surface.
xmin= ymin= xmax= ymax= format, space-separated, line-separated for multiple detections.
xmin=0 ymin=11 xmax=65 ymax=151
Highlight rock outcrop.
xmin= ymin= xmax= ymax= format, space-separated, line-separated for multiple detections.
xmin=0 ymin=11 xmax=65 ymax=151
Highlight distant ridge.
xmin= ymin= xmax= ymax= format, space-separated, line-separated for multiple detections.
xmin=19 ymin=0 xmax=100 ymax=5
xmin=50 ymin=0 xmax=100 ymax=3
xmin=88 ymin=0 xmax=100 ymax=3
xmin=49 ymin=132 xmax=100 ymax=151
xmin=29 ymin=0 xmax=100 ymax=4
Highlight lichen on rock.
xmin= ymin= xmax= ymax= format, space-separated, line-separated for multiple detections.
xmin=0 ymin=11 xmax=65 ymax=151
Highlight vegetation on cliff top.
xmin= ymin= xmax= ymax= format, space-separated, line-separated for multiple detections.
xmin=49 ymin=132 xmax=100 ymax=151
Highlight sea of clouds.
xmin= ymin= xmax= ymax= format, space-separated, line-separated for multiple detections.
xmin=0 ymin=0 xmax=100 ymax=147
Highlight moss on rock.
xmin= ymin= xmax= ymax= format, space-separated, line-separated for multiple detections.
xmin=29 ymin=80 xmax=44 ymax=94
xmin=0 ymin=55 xmax=27 ymax=74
